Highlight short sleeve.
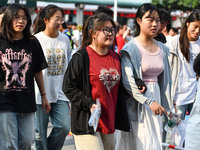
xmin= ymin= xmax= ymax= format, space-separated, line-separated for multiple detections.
xmin=32 ymin=37 xmax=48 ymax=73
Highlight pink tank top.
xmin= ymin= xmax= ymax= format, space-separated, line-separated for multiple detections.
xmin=134 ymin=39 xmax=164 ymax=84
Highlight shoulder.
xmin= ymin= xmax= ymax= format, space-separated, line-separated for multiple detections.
xmin=34 ymin=32 xmax=45 ymax=42
xmin=59 ymin=32 xmax=70 ymax=43
xmin=109 ymin=50 xmax=120 ymax=60
xmin=165 ymin=34 xmax=180 ymax=54
xmin=0 ymin=34 xmax=5 ymax=43
xmin=156 ymin=40 xmax=170 ymax=55
xmin=59 ymin=32 xmax=68 ymax=39
xmin=69 ymin=48 xmax=88 ymax=67
xmin=28 ymin=36 xmax=43 ymax=52
xmin=34 ymin=32 xmax=42 ymax=38
xmin=73 ymin=48 xmax=87 ymax=58
xmin=27 ymin=35 xmax=40 ymax=45
xmin=120 ymin=39 xmax=137 ymax=55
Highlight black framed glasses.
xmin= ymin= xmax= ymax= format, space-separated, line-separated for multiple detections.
xmin=99 ymin=27 xmax=116 ymax=36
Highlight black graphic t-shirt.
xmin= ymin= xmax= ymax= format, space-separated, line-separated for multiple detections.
xmin=0 ymin=36 xmax=47 ymax=113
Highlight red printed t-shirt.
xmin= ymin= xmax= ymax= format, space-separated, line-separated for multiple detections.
xmin=86 ymin=46 xmax=121 ymax=134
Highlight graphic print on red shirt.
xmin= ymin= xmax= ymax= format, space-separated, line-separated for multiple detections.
xmin=99 ymin=68 xmax=120 ymax=93
xmin=86 ymin=46 xmax=121 ymax=134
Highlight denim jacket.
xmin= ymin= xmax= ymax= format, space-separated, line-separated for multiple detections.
xmin=120 ymin=38 xmax=172 ymax=122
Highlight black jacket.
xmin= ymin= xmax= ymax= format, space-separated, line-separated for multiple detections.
xmin=62 ymin=48 xmax=131 ymax=135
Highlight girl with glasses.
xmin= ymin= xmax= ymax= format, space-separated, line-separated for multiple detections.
xmin=33 ymin=4 xmax=71 ymax=150
xmin=62 ymin=13 xmax=122 ymax=150
xmin=0 ymin=4 xmax=50 ymax=150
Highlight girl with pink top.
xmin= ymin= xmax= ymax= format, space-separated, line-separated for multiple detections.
xmin=115 ymin=3 xmax=172 ymax=150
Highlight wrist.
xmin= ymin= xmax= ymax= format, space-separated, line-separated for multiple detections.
xmin=41 ymin=93 xmax=46 ymax=97
xmin=145 ymin=98 xmax=153 ymax=106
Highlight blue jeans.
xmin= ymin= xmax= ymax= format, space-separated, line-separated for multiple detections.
xmin=176 ymin=103 xmax=194 ymax=120
xmin=35 ymin=100 xmax=70 ymax=150
xmin=0 ymin=111 xmax=35 ymax=150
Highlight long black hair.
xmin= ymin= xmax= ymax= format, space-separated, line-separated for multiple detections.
xmin=134 ymin=3 xmax=160 ymax=37
xmin=33 ymin=4 xmax=64 ymax=34
xmin=179 ymin=10 xmax=200 ymax=62
xmin=1 ymin=4 xmax=31 ymax=43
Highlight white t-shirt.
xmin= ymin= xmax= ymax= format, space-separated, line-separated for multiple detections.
xmin=174 ymin=37 xmax=200 ymax=105
xmin=35 ymin=32 xmax=71 ymax=104
xmin=166 ymin=35 xmax=172 ymax=43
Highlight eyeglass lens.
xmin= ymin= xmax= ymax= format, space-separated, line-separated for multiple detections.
xmin=102 ymin=28 xmax=115 ymax=35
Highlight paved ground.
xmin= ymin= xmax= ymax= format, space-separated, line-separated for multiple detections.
xmin=62 ymin=134 xmax=75 ymax=150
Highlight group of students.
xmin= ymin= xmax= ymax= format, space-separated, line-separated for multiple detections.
xmin=0 ymin=2 xmax=200 ymax=150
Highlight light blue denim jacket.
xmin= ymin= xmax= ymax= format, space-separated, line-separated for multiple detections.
xmin=120 ymin=38 xmax=172 ymax=122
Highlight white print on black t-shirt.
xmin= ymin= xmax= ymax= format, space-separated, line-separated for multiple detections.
xmin=99 ymin=68 xmax=120 ymax=93
xmin=0 ymin=48 xmax=32 ymax=91
xmin=46 ymin=48 xmax=65 ymax=76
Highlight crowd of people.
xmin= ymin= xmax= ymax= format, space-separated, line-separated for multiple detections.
xmin=0 ymin=2 xmax=200 ymax=150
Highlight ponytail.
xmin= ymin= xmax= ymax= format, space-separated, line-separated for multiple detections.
xmin=33 ymin=10 xmax=45 ymax=34
xmin=80 ymin=16 xmax=94 ymax=50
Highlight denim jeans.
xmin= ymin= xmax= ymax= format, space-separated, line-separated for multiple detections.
xmin=35 ymin=100 xmax=70 ymax=150
xmin=0 ymin=111 xmax=35 ymax=150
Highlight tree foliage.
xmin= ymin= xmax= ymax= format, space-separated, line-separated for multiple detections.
xmin=152 ymin=0 xmax=200 ymax=11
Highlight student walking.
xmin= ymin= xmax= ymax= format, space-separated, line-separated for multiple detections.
xmin=33 ymin=4 xmax=71 ymax=150
xmin=165 ymin=10 xmax=200 ymax=148
xmin=0 ymin=4 xmax=50 ymax=150
xmin=116 ymin=3 xmax=172 ymax=150
xmin=63 ymin=13 xmax=121 ymax=150
xmin=166 ymin=10 xmax=200 ymax=120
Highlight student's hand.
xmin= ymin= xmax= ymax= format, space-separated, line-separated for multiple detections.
xmin=90 ymin=104 xmax=98 ymax=114
xmin=173 ymin=100 xmax=177 ymax=113
xmin=138 ymin=85 xmax=146 ymax=94
xmin=196 ymin=75 xmax=199 ymax=80
xmin=42 ymin=95 xmax=51 ymax=113
xmin=123 ymin=29 xmax=130 ymax=40
xmin=149 ymin=101 xmax=167 ymax=116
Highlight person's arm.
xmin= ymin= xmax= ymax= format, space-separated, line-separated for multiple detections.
xmin=135 ymin=78 xmax=147 ymax=94
xmin=62 ymin=53 xmax=95 ymax=111
xmin=121 ymin=51 xmax=167 ymax=116
xmin=34 ymin=71 xmax=51 ymax=113
xmin=123 ymin=29 xmax=130 ymax=43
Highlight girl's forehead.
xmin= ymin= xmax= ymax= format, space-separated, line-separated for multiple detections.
xmin=51 ymin=10 xmax=62 ymax=17
xmin=16 ymin=9 xmax=25 ymax=15
xmin=103 ymin=21 xmax=113 ymax=27
xmin=143 ymin=10 xmax=159 ymax=18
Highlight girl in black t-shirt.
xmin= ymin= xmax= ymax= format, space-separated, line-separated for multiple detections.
xmin=0 ymin=4 xmax=50 ymax=150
